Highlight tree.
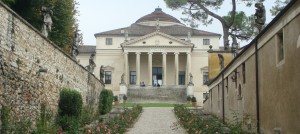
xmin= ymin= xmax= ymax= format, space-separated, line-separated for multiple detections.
xmin=164 ymin=0 xmax=259 ymax=50
xmin=2 ymin=0 xmax=78 ymax=53
xmin=270 ymin=0 xmax=291 ymax=16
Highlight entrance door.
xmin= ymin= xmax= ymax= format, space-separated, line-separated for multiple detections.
xmin=152 ymin=67 xmax=162 ymax=86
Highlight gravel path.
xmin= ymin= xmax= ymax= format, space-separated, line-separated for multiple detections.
xmin=126 ymin=107 xmax=186 ymax=134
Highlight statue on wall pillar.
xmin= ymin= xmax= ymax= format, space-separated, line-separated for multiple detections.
xmin=72 ymin=28 xmax=81 ymax=59
xmin=41 ymin=5 xmax=54 ymax=37
xmin=100 ymin=65 xmax=104 ymax=82
xmin=86 ymin=53 xmax=96 ymax=73
xmin=120 ymin=73 xmax=125 ymax=84
xmin=254 ymin=2 xmax=266 ymax=32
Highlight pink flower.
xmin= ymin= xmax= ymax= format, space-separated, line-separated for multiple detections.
xmin=88 ymin=128 xmax=91 ymax=134
xmin=58 ymin=130 xmax=64 ymax=134
xmin=206 ymin=124 xmax=209 ymax=128
xmin=195 ymin=130 xmax=199 ymax=134
xmin=216 ymin=132 xmax=219 ymax=134
xmin=97 ymin=126 xmax=100 ymax=132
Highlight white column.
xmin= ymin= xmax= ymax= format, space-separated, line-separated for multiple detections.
xmin=148 ymin=52 xmax=153 ymax=86
xmin=162 ymin=52 xmax=167 ymax=85
xmin=174 ymin=52 xmax=179 ymax=85
xmin=124 ymin=52 xmax=129 ymax=84
xmin=136 ymin=52 xmax=141 ymax=86
xmin=186 ymin=52 xmax=192 ymax=83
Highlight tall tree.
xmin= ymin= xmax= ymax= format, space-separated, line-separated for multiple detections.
xmin=270 ymin=0 xmax=291 ymax=16
xmin=164 ymin=0 xmax=259 ymax=50
xmin=2 ymin=0 xmax=78 ymax=53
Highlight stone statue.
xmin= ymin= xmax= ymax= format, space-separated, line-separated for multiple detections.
xmin=120 ymin=73 xmax=125 ymax=84
xmin=156 ymin=18 xmax=160 ymax=31
xmin=218 ymin=54 xmax=224 ymax=70
xmin=86 ymin=53 xmax=96 ymax=73
xmin=189 ymin=73 xmax=193 ymax=84
xmin=187 ymin=32 xmax=191 ymax=42
xmin=254 ymin=2 xmax=266 ymax=32
xmin=72 ymin=28 xmax=80 ymax=59
xmin=100 ymin=65 xmax=104 ymax=81
xmin=41 ymin=5 xmax=54 ymax=37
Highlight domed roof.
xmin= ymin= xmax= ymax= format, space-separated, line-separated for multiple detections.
xmin=135 ymin=8 xmax=182 ymax=24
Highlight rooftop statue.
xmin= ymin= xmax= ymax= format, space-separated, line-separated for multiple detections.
xmin=41 ymin=5 xmax=54 ymax=37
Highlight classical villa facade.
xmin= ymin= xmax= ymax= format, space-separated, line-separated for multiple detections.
xmin=78 ymin=8 xmax=221 ymax=105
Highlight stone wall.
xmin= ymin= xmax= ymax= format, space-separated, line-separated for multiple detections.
xmin=0 ymin=1 xmax=104 ymax=126
xmin=204 ymin=1 xmax=300 ymax=133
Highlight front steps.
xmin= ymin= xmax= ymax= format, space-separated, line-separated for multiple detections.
xmin=126 ymin=85 xmax=186 ymax=104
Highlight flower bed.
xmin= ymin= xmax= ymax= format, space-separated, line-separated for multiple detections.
xmin=173 ymin=105 xmax=244 ymax=134
xmin=87 ymin=105 xmax=143 ymax=134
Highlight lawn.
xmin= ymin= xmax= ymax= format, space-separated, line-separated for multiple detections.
xmin=115 ymin=103 xmax=195 ymax=107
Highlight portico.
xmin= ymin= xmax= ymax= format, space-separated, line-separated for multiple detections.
xmin=121 ymin=31 xmax=193 ymax=86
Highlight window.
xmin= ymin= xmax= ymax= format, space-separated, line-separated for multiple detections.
xmin=203 ymin=92 xmax=209 ymax=100
xmin=179 ymin=71 xmax=185 ymax=85
xmin=203 ymin=72 xmax=209 ymax=85
xmin=106 ymin=38 xmax=113 ymax=45
xmin=242 ymin=63 xmax=246 ymax=83
xmin=130 ymin=71 xmax=136 ymax=85
xmin=238 ymin=84 xmax=242 ymax=100
xmin=104 ymin=71 xmax=112 ymax=84
xmin=203 ymin=39 xmax=210 ymax=45
xmin=276 ymin=31 xmax=284 ymax=63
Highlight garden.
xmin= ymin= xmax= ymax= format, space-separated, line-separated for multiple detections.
xmin=173 ymin=105 xmax=245 ymax=134
xmin=0 ymin=88 xmax=143 ymax=134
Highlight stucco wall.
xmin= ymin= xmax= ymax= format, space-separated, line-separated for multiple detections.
xmin=204 ymin=1 xmax=300 ymax=133
xmin=0 ymin=2 xmax=104 ymax=125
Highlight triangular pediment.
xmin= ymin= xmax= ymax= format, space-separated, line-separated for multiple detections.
xmin=121 ymin=31 xmax=193 ymax=47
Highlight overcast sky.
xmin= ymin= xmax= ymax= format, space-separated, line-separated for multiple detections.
xmin=77 ymin=0 xmax=275 ymax=46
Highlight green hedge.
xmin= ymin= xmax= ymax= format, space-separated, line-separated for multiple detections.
xmin=98 ymin=89 xmax=113 ymax=115
xmin=57 ymin=88 xmax=83 ymax=132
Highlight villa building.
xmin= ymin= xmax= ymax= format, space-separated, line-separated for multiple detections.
xmin=78 ymin=8 xmax=221 ymax=105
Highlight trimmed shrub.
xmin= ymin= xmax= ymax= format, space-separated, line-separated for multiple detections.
xmin=58 ymin=88 xmax=83 ymax=117
xmin=57 ymin=88 xmax=82 ymax=132
xmin=98 ymin=89 xmax=113 ymax=115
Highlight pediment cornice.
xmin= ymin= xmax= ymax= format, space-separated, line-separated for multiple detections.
xmin=121 ymin=31 xmax=194 ymax=47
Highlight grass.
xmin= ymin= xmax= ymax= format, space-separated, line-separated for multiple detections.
xmin=115 ymin=103 xmax=196 ymax=107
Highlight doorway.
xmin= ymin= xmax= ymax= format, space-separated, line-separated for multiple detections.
xmin=152 ymin=67 xmax=162 ymax=86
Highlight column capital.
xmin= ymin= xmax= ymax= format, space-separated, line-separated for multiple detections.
xmin=174 ymin=52 xmax=180 ymax=55
xmin=148 ymin=52 xmax=153 ymax=55
xmin=162 ymin=52 xmax=167 ymax=55
xmin=136 ymin=52 xmax=141 ymax=55
xmin=186 ymin=52 xmax=192 ymax=55
xmin=123 ymin=52 xmax=129 ymax=55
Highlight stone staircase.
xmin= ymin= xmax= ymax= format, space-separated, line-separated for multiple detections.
xmin=126 ymin=85 xmax=186 ymax=104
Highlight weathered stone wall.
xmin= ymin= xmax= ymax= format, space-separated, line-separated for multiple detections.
xmin=204 ymin=1 xmax=300 ymax=133
xmin=0 ymin=1 xmax=104 ymax=125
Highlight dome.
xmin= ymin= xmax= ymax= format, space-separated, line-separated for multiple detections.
xmin=135 ymin=8 xmax=183 ymax=26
